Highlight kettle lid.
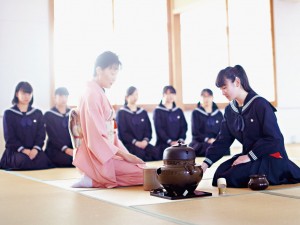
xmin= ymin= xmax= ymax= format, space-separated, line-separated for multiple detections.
xmin=163 ymin=141 xmax=196 ymax=160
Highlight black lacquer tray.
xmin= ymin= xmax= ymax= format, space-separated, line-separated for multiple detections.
xmin=150 ymin=189 xmax=212 ymax=200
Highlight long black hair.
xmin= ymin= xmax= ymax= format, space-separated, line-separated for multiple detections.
xmin=215 ymin=65 xmax=252 ymax=92
xmin=12 ymin=81 xmax=34 ymax=105
xmin=93 ymin=51 xmax=122 ymax=77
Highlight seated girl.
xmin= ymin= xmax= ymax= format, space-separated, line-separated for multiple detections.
xmin=189 ymin=88 xmax=230 ymax=156
xmin=201 ymin=65 xmax=300 ymax=187
xmin=153 ymin=85 xmax=188 ymax=159
xmin=0 ymin=82 xmax=53 ymax=170
xmin=44 ymin=87 xmax=74 ymax=167
xmin=116 ymin=86 xmax=160 ymax=161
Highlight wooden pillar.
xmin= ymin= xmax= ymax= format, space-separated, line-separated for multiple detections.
xmin=270 ymin=0 xmax=278 ymax=107
xmin=49 ymin=0 xmax=55 ymax=107
xmin=167 ymin=0 xmax=184 ymax=109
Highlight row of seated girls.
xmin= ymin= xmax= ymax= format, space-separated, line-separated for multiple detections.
xmin=0 ymin=82 xmax=226 ymax=170
xmin=0 ymin=82 xmax=74 ymax=170
xmin=116 ymin=85 xmax=229 ymax=161
xmin=2 ymin=51 xmax=300 ymax=190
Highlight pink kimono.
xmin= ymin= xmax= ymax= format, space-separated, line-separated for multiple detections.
xmin=73 ymin=81 xmax=144 ymax=188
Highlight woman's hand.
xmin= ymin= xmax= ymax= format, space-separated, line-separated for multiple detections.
xmin=201 ymin=162 xmax=209 ymax=173
xmin=123 ymin=153 xmax=145 ymax=164
xmin=232 ymin=155 xmax=250 ymax=166
xmin=117 ymin=150 xmax=145 ymax=164
xmin=29 ymin=148 xmax=39 ymax=160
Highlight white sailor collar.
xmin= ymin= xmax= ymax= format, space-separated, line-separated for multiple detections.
xmin=156 ymin=105 xmax=179 ymax=112
xmin=230 ymin=94 xmax=261 ymax=114
xmin=120 ymin=106 xmax=144 ymax=115
xmin=46 ymin=107 xmax=70 ymax=118
xmin=8 ymin=106 xmax=38 ymax=116
xmin=195 ymin=107 xmax=220 ymax=117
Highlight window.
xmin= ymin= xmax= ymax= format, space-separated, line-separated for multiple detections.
xmin=180 ymin=0 xmax=276 ymax=105
xmin=54 ymin=0 xmax=169 ymax=106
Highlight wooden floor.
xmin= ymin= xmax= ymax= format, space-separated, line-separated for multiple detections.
xmin=1 ymin=145 xmax=300 ymax=225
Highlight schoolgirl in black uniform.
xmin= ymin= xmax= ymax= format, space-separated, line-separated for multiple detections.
xmin=116 ymin=86 xmax=159 ymax=161
xmin=189 ymin=89 xmax=229 ymax=156
xmin=153 ymin=85 xmax=188 ymax=159
xmin=44 ymin=87 xmax=74 ymax=167
xmin=201 ymin=65 xmax=300 ymax=187
xmin=0 ymin=82 xmax=53 ymax=170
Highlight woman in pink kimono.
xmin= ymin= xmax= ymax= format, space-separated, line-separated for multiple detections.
xmin=72 ymin=51 xmax=144 ymax=188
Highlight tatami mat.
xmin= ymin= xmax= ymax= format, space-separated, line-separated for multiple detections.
xmin=0 ymin=171 xmax=182 ymax=225
xmin=1 ymin=144 xmax=300 ymax=225
xmin=134 ymin=193 xmax=300 ymax=225
xmin=7 ymin=167 xmax=81 ymax=180
xmin=82 ymin=185 xmax=171 ymax=206
xmin=267 ymin=186 xmax=300 ymax=198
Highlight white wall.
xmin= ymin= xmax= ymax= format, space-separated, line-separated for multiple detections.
xmin=273 ymin=0 xmax=300 ymax=143
xmin=0 ymin=0 xmax=51 ymax=114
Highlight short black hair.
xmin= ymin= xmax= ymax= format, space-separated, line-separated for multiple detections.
xmin=162 ymin=85 xmax=176 ymax=95
xmin=12 ymin=81 xmax=34 ymax=105
xmin=201 ymin=88 xmax=213 ymax=96
xmin=55 ymin=87 xmax=69 ymax=96
xmin=124 ymin=86 xmax=137 ymax=106
xmin=94 ymin=51 xmax=122 ymax=76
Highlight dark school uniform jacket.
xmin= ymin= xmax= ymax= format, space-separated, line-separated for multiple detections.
xmin=44 ymin=107 xmax=73 ymax=153
xmin=204 ymin=90 xmax=288 ymax=167
xmin=3 ymin=105 xmax=45 ymax=153
xmin=116 ymin=106 xmax=152 ymax=145
xmin=191 ymin=102 xmax=223 ymax=143
xmin=153 ymin=103 xmax=188 ymax=145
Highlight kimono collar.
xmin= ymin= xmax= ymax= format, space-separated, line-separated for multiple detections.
xmin=195 ymin=102 xmax=220 ymax=116
xmin=156 ymin=102 xmax=178 ymax=112
xmin=9 ymin=105 xmax=37 ymax=116
xmin=120 ymin=106 xmax=144 ymax=115
xmin=90 ymin=80 xmax=105 ymax=94
xmin=47 ymin=107 xmax=70 ymax=118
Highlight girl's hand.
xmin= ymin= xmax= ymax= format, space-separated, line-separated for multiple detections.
xmin=21 ymin=149 xmax=31 ymax=157
xmin=201 ymin=162 xmax=209 ymax=173
xmin=232 ymin=155 xmax=250 ymax=166
xmin=29 ymin=149 xmax=39 ymax=160
xmin=65 ymin=148 xmax=74 ymax=157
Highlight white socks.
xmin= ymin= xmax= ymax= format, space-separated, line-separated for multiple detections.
xmin=72 ymin=174 xmax=93 ymax=188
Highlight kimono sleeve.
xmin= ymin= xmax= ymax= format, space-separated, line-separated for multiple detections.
xmin=81 ymin=93 xmax=119 ymax=164
xmin=3 ymin=111 xmax=24 ymax=152
xmin=204 ymin=113 xmax=235 ymax=167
